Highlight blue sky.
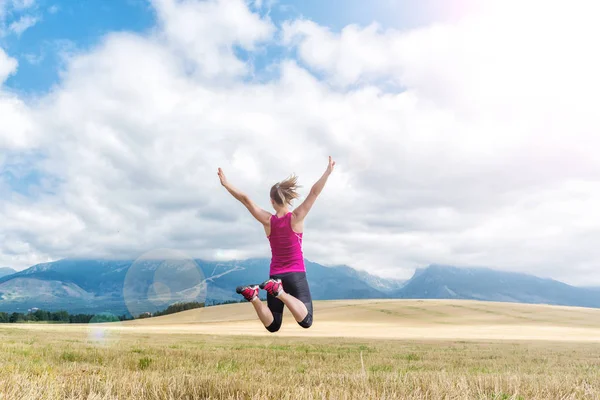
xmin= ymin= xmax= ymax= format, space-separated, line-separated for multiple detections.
xmin=2 ymin=0 xmax=155 ymax=93
xmin=2 ymin=0 xmax=445 ymax=94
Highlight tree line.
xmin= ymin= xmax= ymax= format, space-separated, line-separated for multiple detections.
xmin=0 ymin=301 xmax=210 ymax=324
xmin=0 ymin=310 xmax=130 ymax=324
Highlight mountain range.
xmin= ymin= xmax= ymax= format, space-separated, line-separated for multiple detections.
xmin=0 ymin=259 xmax=598 ymax=315
xmin=397 ymin=265 xmax=600 ymax=308
xmin=0 ymin=268 xmax=16 ymax=278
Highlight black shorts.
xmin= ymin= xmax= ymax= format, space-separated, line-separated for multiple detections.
xmin=265 ymin=271 xmax=313 ymax=332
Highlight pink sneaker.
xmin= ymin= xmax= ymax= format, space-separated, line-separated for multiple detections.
xmin=236 ymin=284 xmax=259 ymax=301
xmin=260 ymin=279 xmax=283 ymax=297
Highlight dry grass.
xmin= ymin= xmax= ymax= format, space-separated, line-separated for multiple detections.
xmin=0 ymin=330 xmax=599 ymax=399
xmin=1 ymin=300 xmax=600 ymax=399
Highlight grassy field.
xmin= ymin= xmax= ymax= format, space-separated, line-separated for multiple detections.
xmin=1 ymin=300 xmax=600 ymax=399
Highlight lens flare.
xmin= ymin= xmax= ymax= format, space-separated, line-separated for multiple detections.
xmin=87 ymin=312 xmax=120 ymax=346
xmin=123 ymin=248 xmax=207 ymax=319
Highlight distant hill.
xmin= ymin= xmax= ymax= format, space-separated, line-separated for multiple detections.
xmin=1 ymin=259 xmax=598 ymax=314
xmin=0 ymin=267 xmax=16 ymax=279
xmin=396 ymin=264 xmax=600 ymax=308
xmin=0 ymin=258 xmax=402 ymax=314
xmin=583 ymin=287 xmax=600 ymax=292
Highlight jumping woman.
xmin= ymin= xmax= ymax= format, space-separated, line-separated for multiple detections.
xmin=217 ymin=156 xmax=335 ymax=332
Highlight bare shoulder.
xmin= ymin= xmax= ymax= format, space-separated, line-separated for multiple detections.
xmin=291 ymin=208 xmax=302 ymax=220
xmin=264 ymin=213 xmax=273 ymax=226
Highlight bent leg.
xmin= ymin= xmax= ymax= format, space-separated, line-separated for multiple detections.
xmin=297 ymin=301 xmax=313 ymax=329
xmin=250 ymin=297 xmax=274 ymax=327
xmin=263 ymin=292 xmax=284 ymax=333
xmin=265 ymin=312 xmax=282 ymax=332
xmin=277 ymin=292 xmax=309 ymax=323
xmin=279 ymin=272 xmax=313 ymax=328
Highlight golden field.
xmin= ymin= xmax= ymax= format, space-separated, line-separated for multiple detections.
xmin=1 ymin=300 xmax=600 ymax=399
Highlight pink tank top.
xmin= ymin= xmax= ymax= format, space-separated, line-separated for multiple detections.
xmin=268 ymin=212 xmax=305 ymax=275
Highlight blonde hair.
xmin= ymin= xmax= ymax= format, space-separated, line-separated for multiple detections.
xmin=270 ymin=174 xmax=301 ymax=207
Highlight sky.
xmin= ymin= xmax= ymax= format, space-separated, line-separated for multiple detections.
xmin=1 ymin=0 xmax=599 ymax=285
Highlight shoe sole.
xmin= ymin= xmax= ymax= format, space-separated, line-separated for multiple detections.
xmin=259 ymin=279 xmax=282 ymax=296
xmin=236 ymin=285 xmax=259 ymax=294
xmin=259 ymin=279 xmax=282 ymax=289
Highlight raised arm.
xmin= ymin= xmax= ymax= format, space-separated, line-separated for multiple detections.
xmin=218 ymin=168 xmax=271 ymax=225
xmin=293 ymin=156 xmax=335 ymax=222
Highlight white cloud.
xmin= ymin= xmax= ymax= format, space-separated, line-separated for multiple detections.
xmin=11 ymin=0 xmax=35 ymax=10
xmin=8 ymin=14 xmax=38 ymax=35
xmin=0 ymin=47 xmax=17 ymax=83
xmin=151 ymin=0 xmax=275 ymax=79
xmin=0 ymin=92 xmax=36 ymax=149
xmin=282 ymin=20 xmax=400 ymax=88
xmin=22 ymin=51 xmax=43 ymax=64
xmin=1 ymin=0 xmax=600 ymax=286
xmin=0 ymin=48 xmax=36 ymax=150
xmin=0 ymin=0 xmax=35 ymax=20
xmin=0 ymin=0 xmax=37 ymax=36
xmin=0 ymin=0 xmax=8 ymax=22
